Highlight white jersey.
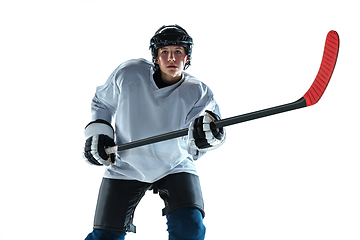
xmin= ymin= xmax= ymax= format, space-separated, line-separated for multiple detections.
xmin=91 ymin=58 xmax=221 ymax=183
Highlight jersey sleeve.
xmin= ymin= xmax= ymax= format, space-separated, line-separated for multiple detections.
xmin=183 ymin=81 xmax=222 ymax=160
xmin=184 ymin=82 xmax=221 ymax=126
xmin=90 ymin=67 xmax=121 ymax=124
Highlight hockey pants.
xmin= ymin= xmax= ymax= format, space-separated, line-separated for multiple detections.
xmin=85 ymin=207 xmax=206 ymax=240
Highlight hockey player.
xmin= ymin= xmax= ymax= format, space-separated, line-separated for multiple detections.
xmin=83 ymin=25 xmax=226 ymax=240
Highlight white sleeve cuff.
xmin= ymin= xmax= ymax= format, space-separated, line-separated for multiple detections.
xmin=84 ymin=122 xmax=114 ymax=139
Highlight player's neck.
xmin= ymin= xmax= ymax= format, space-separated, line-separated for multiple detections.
xmin=160 ymin=70 xmax=182 ymax=85
xmin=153 ymin=70 xmax=170 ymax=89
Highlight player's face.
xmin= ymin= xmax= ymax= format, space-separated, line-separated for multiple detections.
xmin=156 ymin=46 xmax=189 ymax=85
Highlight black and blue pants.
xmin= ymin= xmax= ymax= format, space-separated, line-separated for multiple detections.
xmin=85 ymin=172 xmax=206 ymax=240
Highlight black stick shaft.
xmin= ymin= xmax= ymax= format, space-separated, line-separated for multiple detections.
xmin=117 ymin=128 xmax=188 ymax=152
xmin=115 ymin=97 xmax=307 ymax=152
xmin=215 ymin=97 xmax=307 ymax=128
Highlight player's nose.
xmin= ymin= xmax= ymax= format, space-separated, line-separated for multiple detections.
xmin=168 ymin=51 xmax=175 ymax=61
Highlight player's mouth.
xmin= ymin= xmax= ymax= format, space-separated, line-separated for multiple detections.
xmin=167 ymin=65 xmax=177 ymax=68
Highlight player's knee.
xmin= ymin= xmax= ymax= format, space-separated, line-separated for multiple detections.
xmin=85 ymin=229 xmax=126 ymax=240
xmin=166 ymin=208 xmax=206 ymax=240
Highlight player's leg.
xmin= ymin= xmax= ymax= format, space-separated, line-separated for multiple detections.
xmin=85 ymin=177 xmax=151 ymax=239
xmin=85 ymin=229 xmax=126 ymax=240
xmin=166 ymin=207 xmax=206 ymax=240
xmin=157 ymin=172 xmax=206 ymax=240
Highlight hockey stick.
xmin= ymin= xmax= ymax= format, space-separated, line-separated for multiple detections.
xmin=105 ymin=30 xmax=339 ymax=154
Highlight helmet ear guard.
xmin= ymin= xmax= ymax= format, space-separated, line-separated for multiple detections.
xmin=150 ymin=25 xmax=193 ymax=70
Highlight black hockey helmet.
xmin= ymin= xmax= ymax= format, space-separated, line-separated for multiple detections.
xmin=149 ymin=25 xmax=193 ymax=70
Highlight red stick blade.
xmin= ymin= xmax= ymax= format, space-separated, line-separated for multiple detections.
xmin=303 ymin=30 xmax=340 ymax=106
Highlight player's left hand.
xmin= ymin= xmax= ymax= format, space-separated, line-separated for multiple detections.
xmin=188 ymin=110 xmax=226 ymax=151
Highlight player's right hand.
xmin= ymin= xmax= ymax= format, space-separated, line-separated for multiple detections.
xmin=83 ymin=120 xmax=116 ymax=166
xmin=188 ymin=110 xmax=226 ymax=152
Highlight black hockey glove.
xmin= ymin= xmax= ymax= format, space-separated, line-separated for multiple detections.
xmin=83 ymin=119 xmax=116 ymax=166
xmin=189 ymin=110 xmax=226 ymax=152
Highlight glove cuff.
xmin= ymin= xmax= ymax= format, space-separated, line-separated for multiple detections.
xmin=84 ymin=119 xmax=114 ymax=139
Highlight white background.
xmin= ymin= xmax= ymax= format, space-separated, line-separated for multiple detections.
xmin=1 ymin=0 xmax=359 ymax=239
